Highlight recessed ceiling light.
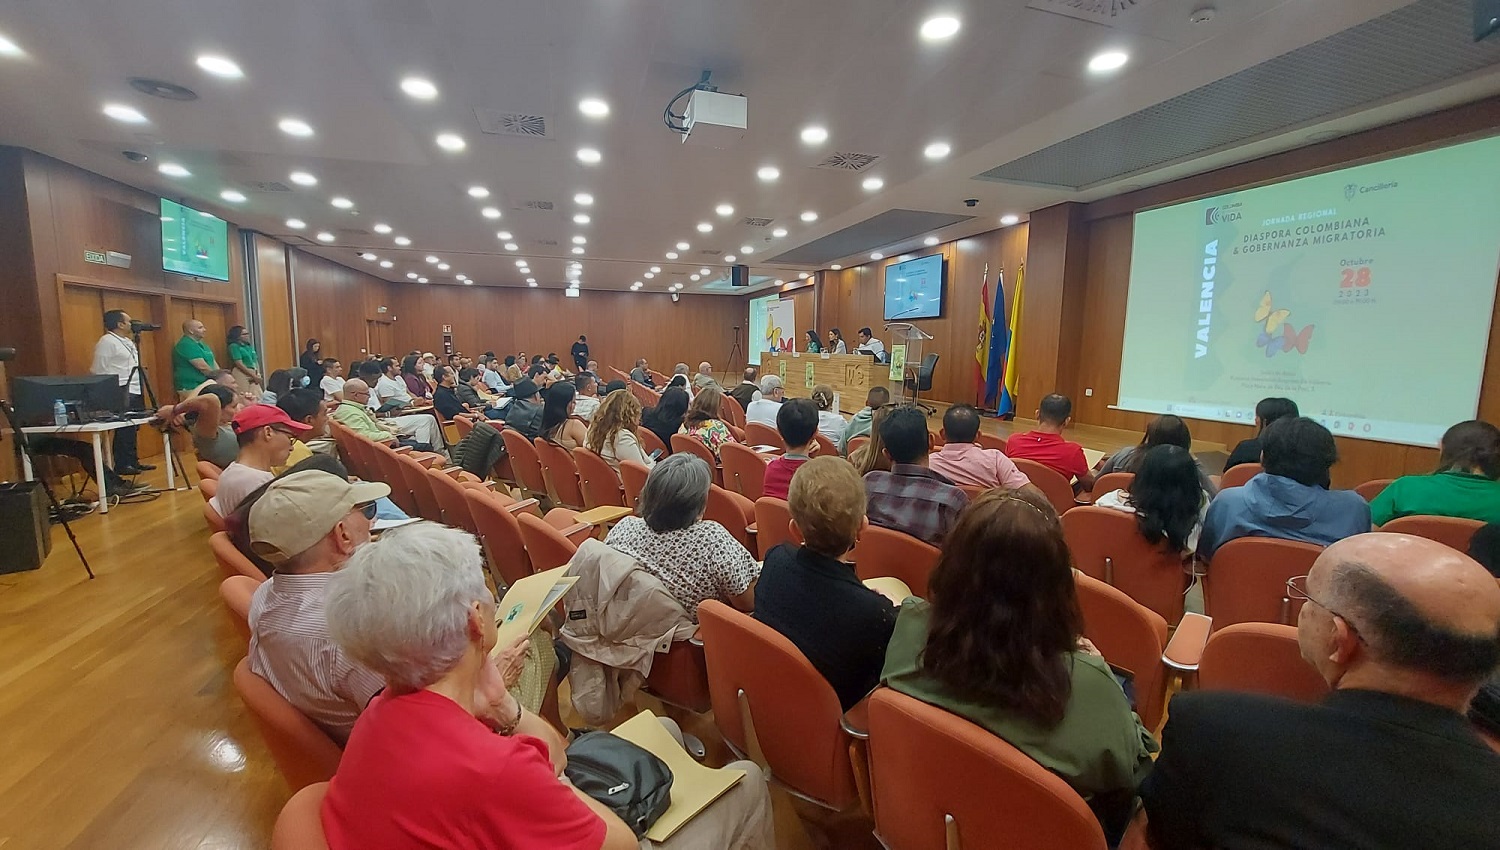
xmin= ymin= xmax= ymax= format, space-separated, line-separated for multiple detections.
xmin=372 ymin=223 xmax=392 ymax=234
xmin=573 ymin=213 xmax=590 ymax=225
xmin=715 ymin=203 xmax=735 ymax=217
xmin=757 ymin=166 xmax=780 ymax=182
xmin=515 ymin=259 xmax=528 ymax=267
xmin=393 ymin=236 xmax=411 ymax=246
xmin=571 ymin=246 xmax=585 ymax=255
xmin=504 ymin=242 xmax=519 ymax=251
xmin=577 ymin=148 xmax=602 ymax=164
xmin=924 ymin=236 xmax=939 ymax=246
xmin=463 ymin=280 xmax=473 ymax=285
xmin=481 ymin=207 xmax=501 ymax=219
xmin=771 ymin=227 xmax=788 ymax=238
xmin=158 ymin=162 xmax=190 ymax=178
xmin=467 ymin=186 xmax=490 ymax=198
xmin=676 ymin=241 xmax=690 ymax=250
xmin=870 ymin=252 xmax=883 ymax=260
xmin=407 ymin=272 xmax=419 ymax=280
xmin=425 ymin=255 xmax=439 ymax=264
xmin=697 ymin=222 xmax=713 ymax=233
xmin=437 ymin=262 xmax=450 ymax=270
xmin=690 ymin=274 xmax=700 ymax=281
xmin=650 ymin=266 xmax=662 ymax=273
xmin=800 ymin=125 xmax=828 ymax=144
xmin=278 ymin=118 xmax=314 ymax=137
xmin=289 ymin=171 xmax=317 ymax=186
xmin=797 ymin=272 xmax=808 ymax=280
xmin=830 ymin=264 xmax=842 ymax=270
xmin=360 ymin=252 xmax=377 ymax=261
xmin=665 ymin=252 xmax=678 ymax=260
xmin=774 ymin=279 xmax=784 ymax=286
xmin=1000 ymin=214 xmax=1020 ymax=226
xmin=196 ymin=54 xmax=244 ymax=79
xmin=496 ymin=231 xmax=513 ymax=240
xmin=1088 ymin=50 xmax=1129 ymax=73
xmin=330 ymin=196 xmax=354 ymax=209
xmin=800 ymin=211 xmax=818 ymax=222
xmin=572 ymin=235 xmax=586 ymax=245
xmin=862 ymin=176 xmax=884 ymax=191
xmin=919 ymin=16 xmax=961 ymax=41
xmin=923 ymin=141 xmax=951 ymax=159
xmin=316 ymin=231 xmax=335 ymax=242
xmin=699 ymin=267 xmax=711 ymax=275
xmin=435 ymin=132 xmax=466 ymax=151
xmin=379 ymin=260 xmax=393 ymax=268
xmin=527 ymin=278 xmax=537 ymax=285
xmin=103 ymin=103 xmax=148 ymax=124
xmin=0 ymin=33 xmax=23 ymax=57
xmin=400 ymin=76 xmax=438 ymax=100
xmin=644 ymin=272 xmax=655 ymax=279
xmin=417 ymin=276 xmax=428 ymax=283
xmin=285 ymin=218 xmax=306 ymax=230
xmin=456 ymin=273 xmax=467 ymax=280
xmin=740 ymin=245 xmax=754 ymax=255
xmin=724 ymin=255 xmax=737 ymax=263
xmin=578 ymin=97 xmax=610 ymax=118
xmin=574 ymin=192 xmax=594 ymax=206
xmin=219 ymin=189 xmax=246 ymax=203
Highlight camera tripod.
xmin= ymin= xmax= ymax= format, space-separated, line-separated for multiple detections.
xmin=0 ymin=395 xmax=94 ymax=579
xmin=723 ymin=325 xmax=745 ymax=384
xmin=123 ymin=328 xmax=189 ymax=496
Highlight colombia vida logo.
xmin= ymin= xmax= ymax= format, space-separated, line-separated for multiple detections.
xmin=1203 ymin=202 xmax=1243 ymax=226
xmin=1253 ymin=291 xmax=1314 ymax=357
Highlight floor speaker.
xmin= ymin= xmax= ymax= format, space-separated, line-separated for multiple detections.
xmin=0 ymin=481 xmax=51 ymax=574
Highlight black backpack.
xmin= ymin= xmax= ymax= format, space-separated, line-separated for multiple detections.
xmin=564 ymin=731 xmax=674 ymax=837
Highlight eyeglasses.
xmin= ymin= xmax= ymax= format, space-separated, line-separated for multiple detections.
xmin=1286 ymin=575 xmax=1365 ymax=640
xmin=356 ymin=502 xmax=378 ymax=520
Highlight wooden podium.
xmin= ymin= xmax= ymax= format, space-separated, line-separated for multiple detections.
xmin=762 ymin=351 xmax=898 ymax=414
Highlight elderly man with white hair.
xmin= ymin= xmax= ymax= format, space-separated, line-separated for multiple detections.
xmin=743 ymin=374 xmax=785 ymax=428
xmin=321 ymin=522 xmax=774 ymax=849
xmin=692 ymin=361 xmax=721 ymax=393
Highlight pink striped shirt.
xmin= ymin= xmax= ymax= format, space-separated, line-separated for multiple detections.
xmin=928 ymin=441 xmax=1031 ymax=490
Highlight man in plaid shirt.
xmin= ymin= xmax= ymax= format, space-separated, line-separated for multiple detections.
xmin=863 ymin=406 xmax=969 ymax=545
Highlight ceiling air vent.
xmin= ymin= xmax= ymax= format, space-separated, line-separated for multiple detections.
xmin=698 ymin=249 xmax=722 ymax=256
xmin=520 ymin=199 xmax=555 ymax=211
xmin=741 ymin=217 xmax=773 ymax=227
xmin=1025 ymin=0 xmax=1150 ymax=25
xmin=534 ymin=238 xmax=559 ymax=246
xmin=812 ymin=151 xmax=882 ymax=172
xmin=246 ymin=181 xmax=292 ymax=193
xmin=475 ymin=108 xmax=552 ymax=139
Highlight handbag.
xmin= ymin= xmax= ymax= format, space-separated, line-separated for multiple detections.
xmin=564 ymin=731 xmax=674 ymax=837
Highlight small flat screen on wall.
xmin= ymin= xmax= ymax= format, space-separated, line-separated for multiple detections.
xmin=161 ymin=198 xmax=230 ymax=281
xmin=883 ymin=253 xmax=945 ymax=320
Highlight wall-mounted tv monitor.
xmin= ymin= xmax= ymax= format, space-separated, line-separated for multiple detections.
xmin=883 ymin=253 xmax=945 ymax=320
xmin=161 ymin=198 xmax=230 ymax=281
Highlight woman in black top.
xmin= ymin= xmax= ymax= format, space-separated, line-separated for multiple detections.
xmin=299 ymin=339 xmax=326 ymax=383
xmin=642 ymin=386 xmax=690 ymax=454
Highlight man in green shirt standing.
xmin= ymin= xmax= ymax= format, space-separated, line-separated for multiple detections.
xmin=173 ymin=319 xmax=219 ymax=398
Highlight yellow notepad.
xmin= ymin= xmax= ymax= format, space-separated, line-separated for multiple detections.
xmin=611 ymin=710 xmax=747 ymax=842
xmin=490 ymin=565 xmax=576 ymax=655
xmin=1083 ymin=448 xmax=1107 ymax=470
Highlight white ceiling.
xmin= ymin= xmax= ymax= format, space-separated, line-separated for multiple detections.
xmin=0 ymin=0 xmax=1491 ymax=294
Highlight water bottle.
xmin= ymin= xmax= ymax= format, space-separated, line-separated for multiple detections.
xmin=53 ymin=399 xmax=68 ymax=427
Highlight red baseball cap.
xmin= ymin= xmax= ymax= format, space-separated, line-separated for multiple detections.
xmin=231 ymin=404 xmax=313 ymax=435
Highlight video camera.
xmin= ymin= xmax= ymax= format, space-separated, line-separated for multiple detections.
xmin=130 ymin=320 xmax=162 ymax=333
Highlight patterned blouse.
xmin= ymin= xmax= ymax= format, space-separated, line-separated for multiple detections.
xmin=604 ymin=516 xmax=760 ymax=620
xmin=682 ymin=418 xmax=737 ymax=461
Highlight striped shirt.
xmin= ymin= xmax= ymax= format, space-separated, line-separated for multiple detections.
xmin=248 ymin=572 xmax=384 ymax=744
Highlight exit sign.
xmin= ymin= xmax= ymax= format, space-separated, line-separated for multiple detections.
xmin=83 ymin=250 xmax=107 ymax=265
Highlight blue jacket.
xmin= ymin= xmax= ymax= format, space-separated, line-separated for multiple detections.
xmin=1199 ymin=473 xmax=1370 ymax=561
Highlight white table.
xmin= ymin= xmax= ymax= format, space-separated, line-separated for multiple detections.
xmin=19 ymin=418 xmax=177 ymax=514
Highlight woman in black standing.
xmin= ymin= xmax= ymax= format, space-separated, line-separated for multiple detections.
xmin=300 ymin=339 xmax=326 ymax=384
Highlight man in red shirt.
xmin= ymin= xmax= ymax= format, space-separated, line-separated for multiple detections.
xmin=1006 ymin=394 xmax=1096 ymax=494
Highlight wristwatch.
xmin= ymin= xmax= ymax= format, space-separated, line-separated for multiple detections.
xmin=496 ymin=696 xmax=523 ymax=736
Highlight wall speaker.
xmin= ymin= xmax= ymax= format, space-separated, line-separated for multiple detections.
xmin=730 ymin=264 xmax=750 ymax=287
xmin=1479 ymin=0 xmax=1500 ymax=40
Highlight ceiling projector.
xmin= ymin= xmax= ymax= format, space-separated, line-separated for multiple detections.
xmin=682 ymin=89 xmax=747 ymax=147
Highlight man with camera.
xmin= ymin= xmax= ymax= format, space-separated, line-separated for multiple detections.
xmin=90 ymin=309 xmax=155 ymax=477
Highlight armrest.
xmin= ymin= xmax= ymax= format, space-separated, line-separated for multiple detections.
xmin=689 ymin=635 xmax=704 ymax=647
xmin=502 ymin=498 xmax=541 ymax=515
xmin=1163 ymin=612 xmax=1213 ymax=672
xmin=392 ymin=445 xmax=413 ymax=454
xmin=441 ymin=466 xmax=467 ymax=479
xmin=574 ymin=505 xmax=633 ymax=526
xmin=562 ymin=523 xmax=595 ymax=546
xmin=411 ymin=452 xmax=443 ymax=469
xmin=746 ymin=522 xmax=758 ymax=535
xmin=840 ymin=693 xmax=873 ymax=740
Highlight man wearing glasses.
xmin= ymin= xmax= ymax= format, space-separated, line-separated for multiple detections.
xmin=1142 ymin=533 xmax=1500 ymax=849
xmin=245 ymin=470 xmax=392 ymax=744
xmin=208 ymin=405 xmax=312 ymax=516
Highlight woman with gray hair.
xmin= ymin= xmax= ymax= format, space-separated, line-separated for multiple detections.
xmin=605 ymin=453 xmax=760 ymax=620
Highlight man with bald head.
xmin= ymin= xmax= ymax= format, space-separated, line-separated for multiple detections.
xmin=1142 ymin=533 xmax=1500 ymax=849
xmin=329 ymin=379 xmax=405 ymax=447
xmin=172 ymin=318 xmax=219 ymax=398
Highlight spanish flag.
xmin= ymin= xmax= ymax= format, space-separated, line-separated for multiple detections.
xmin=974 ymin=265 xmax=992 ymax=405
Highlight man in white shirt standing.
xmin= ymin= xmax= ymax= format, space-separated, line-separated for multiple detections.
xmin=90 ymin=309 xmax=154 ymax=476
xmin=855 ymin=327 xmax=886 ymax=362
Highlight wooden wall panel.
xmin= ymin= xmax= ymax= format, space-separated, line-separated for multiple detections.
xmin=0 ymin=149 xmax=44 ymax=381
xmin=253 ymin=235 xmax=295 ymax=371
xmin=289 ymin=250 xmax=397 ymax=365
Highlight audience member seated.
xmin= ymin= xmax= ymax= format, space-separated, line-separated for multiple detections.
xmin=1095 ymin=414 xmax=1216 ymax=496
xmin=319 ymin=358 xmax=346 ymax=401
xmin=840 ymin=386 xmax=890 ymax=455
xmin=1006 ymin=393 xmax=1096 ymax=493
xmin=672 ymin=362 xmax=692 ymax=386
xmin=1198 ymin=417 xmax=1371 ymax=560
xmin=210 ymin=405 xmax=311 ymax=516
xmin=1095 ymin=445 xmax=1209 ymax=558
xmin=693 ymin=361 xmax=721 ymax=392
xmin=603 ymin=378 xmax=627 ymax=396
xmin=455 ymin=367 xmax=503 ymax=420
xmin=1142 ymin=533 xmax=1500 ymax=849
xmin=261 ymin=367 xmax=308 ymax=405
xmin=864 ymin=405 xmax=968 ymax=545
xmin=743 ymin=375 xmax=785 ymax=428
xmin=882 ymin=489 xmax=1156 ymax=839
xmin=681 ymin=385 xmax=737 ymax=461
xmin=1370 ymin=419 xmax=1500 ymax=526
xmin=604 ymin=454 xmax=760 ymax=620
xmin=540 ymin=381 xmax=588 ymax=450
xmin=501 ymin=378 xmax=546 ymax=439
xmin=331 ymin=380 xmax=408 ymax=448
xmin=502 ymin=355 xmax=523 ymax=385
xmin=273 ymin=388 xmax=333 ymax=472
xmin=761 ymin=398 xmax=818 ymax=500
xmin=158 ymin=384 xmax=243 ymax=469
xmin=727 ymin=367 xmax=760 ymax=410
xmin=245 ymin=470 xmax=389 ymax=743
xmin=586 ymin=390 xmax=655 ymax=472
xmin=400 ymin=354 xmax=431 ymax=401
xmin=755 ymin=457 xmax=896 ymax=710
xmin=809 ymin=385 xmax=847 ymax=445
xmin=362 ymin=358 xmax=412 ymax=412
xmin=630 ymin=357 xmax=657 ymax=389
xmin=929 ymin=403 xmax=1034 ymax=493
xmin=480 ymin=357 xmax=509 ymax=393
xmin=1223 ymin=396 xmax=1299 ymax=471
xmin=850 ymin=404 xmax=895 ymax=476
xmin=430 ymin=366 xmax=468 ymax=422
xmin=643 ymin=386 xmax=690 ymax=453
xmin=572 ymin=373 xmax=601 ymax=422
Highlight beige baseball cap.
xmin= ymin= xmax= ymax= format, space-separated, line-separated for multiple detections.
xmin=249 ymin=470 xmax=390 ymax=564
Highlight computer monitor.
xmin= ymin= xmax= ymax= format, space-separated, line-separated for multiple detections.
xmin=10 ymin=375 xmax=124 ymax=426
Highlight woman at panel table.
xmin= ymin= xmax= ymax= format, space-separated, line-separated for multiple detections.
xmin=1369 ymin=420 xmax=1500 ymax=526
xmin=804 ymin=330 xmax=822 ymax=353
xmin=826 ymin=328 xmax=848 ymax=355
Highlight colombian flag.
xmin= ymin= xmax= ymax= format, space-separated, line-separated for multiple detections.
xmin=975 ymin=268 xmax=992 ymax=405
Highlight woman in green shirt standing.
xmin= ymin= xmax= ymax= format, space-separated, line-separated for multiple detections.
xmin=227 ymin=325 xmax=263 ymax=398
xmin=880 ymin=488 xmax=1156 ymax=841
xmin=1370 ymin=420 xmax=1500 ymax=525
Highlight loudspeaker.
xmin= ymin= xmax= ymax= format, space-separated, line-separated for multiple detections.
xmin=0 ymin=481 xmax=51 ymax=574
xmin=1479 ymin=0 xmax=1500 ymax=40
xmin=730 ymin=264 xmax=750 ymax=287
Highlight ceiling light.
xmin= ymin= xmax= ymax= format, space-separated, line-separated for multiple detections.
xmin=437 ymin=262 xmax=450 ymax=270
xmin=1088 ymin=50 xmax=1129 ymax=73
xmin=571 ymin=246 xmax=585 ymax=255
xmin=467 ymin=186 xmax=490 ymax=198
xmin=515 ymin=259 xmax=528 ymax=267
xmin=571 ymin=236 xmax=586 ymax=245
xmin=316 ymin=232 xmax=335 ymax=242
xmin=219 ymin=189 xmax=246 ymax=203
xmin=923 ymin=141 xmax=951 ymax=159
xmin=527 ymin=278 xmax=536 ymax=285
xmin=425 ymin=255 xmax=439 ymax=264
xmin=1000 ymin=213 xmax=1020 ymax=226
xmin=830 ymin=264 xmax=842 ymax=270
xmin=278 ymin=118 xmax=314 ymax=137
xmin=578 ymin=97 xmax=610 ymax=118
xmin=800 ymin=125 xmax=828 ymax=144
xmin=417 ymin=276 xmax=428 ymax=283
xmin=393 ymin=236 xmax=411 ymax=246
xmin=496 ymin=231 xmax=513 ymax=240
xmin=285 ymin=218 xmax=306 ymax=230
xmin=724 ymin=254 xmax=737 ymax=263
xmin=771 ymin=227 xmax=788 ymax=238
xmin=665 ymin=252 xmax=678 ymax=260
xmin=574 ymin=192 xmax=594 ymax=206
xmin=0 ymin=33 xmax=23 ymax=57
xmin=757 ymin=166 xmax=780 ymax=182
xmin=360 ymin=252 xmax=377 ymax=261
xmin=676 ymin=241 xmax=690 ymax=250
xmin=924 ymin=236 xmax=939 ymax=246
xmin=800 ymin=211 xmax=818 ymax=222
xmin=379 ymin=260 xmax=393 ymax=268
xmin=103 ymin=103 xmax=148 ymax=124
xmin=158 ymin=162 xmax=190 ymax=178
xmin=690 ymin=274 xmax=700 ymax=281
xmin=699 ymin=267 xmax=711 ymax=275
xmin=697 ymin=222 xmax=713 ymax=233
xmin=331 ymin=196 xmax=354 ymax=209
xmin=373 ymin=223 xmax=392 ymax=234
xmin=196 ymin=54 xmax=244 ymax=79
xmin=740 ymin=245 xmax=754 ymax=255
xmin=644 ymin=272 xmax=655 ymax=279
xmin=774 ymin=280 xmax=784 ymax=286
xmin=289 ymin=171 xmax=317 ymax=186
xmin=870 ymin=252 xmax=883 ymax=260
xmin=650 ymin=266 xmax=662 ymax=273
xmin=573 ymin=213 xmax=590 ymax=225
xmin=919 ymin=16 xmax=961 ymax=41
xmin=400 ymin=76 xmax=438 ymax=99
xmin=715 ymin=203 xmax=735 ymax=217
xmin=435 ymin=132 xmax=466 ymax=151
xmin=504 ymin=242 xmax=519 ymax=251
xmin=481 ymin=207 xmax=501 ymax=219
xmin=862 ymin=176 xmax=884 ymax=191
xmin=407 ymin=272 xmax=419 ymax=280
xmin=456 ymin=274 xmax=467 ymax=280
xmin=798 ymin=272 xmax=809 ymax=279
xmin=577 ymin=148 xmax=602 ymax=164
xmin=463 ymin=280 xmax=473 ymax=285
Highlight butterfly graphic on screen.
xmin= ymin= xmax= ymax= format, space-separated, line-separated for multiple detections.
xmin=1253 ymin=291 xmax=1314 ymax=358
xmin=764 ymin=315 xmax=783 ymax=352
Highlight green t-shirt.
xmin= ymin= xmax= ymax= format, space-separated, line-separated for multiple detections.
xmin=173 ymin=335 xmax=218 ymax=391
xmin=228 ymin=340 xmax=258 ymax=371
xmin=1369 ymin=470 xmax=1500 ymax=526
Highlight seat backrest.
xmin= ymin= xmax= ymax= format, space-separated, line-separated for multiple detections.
xmin=1090 ymin=472 xmax=1135 ymax=501
xmin=620 ymin=459 xmax=651 ymax=508
xmin=671 ymin=433 xmax=720 ymax=475
xmin=232 ymin=658 xmax=342 ymax=791
xmin=916 ymin=352 xmax=938 ymax=387
xmin=210 ymin=530 xmax=266 ymax=581
xmin=754 ymin=497 xmax=795 ymax=556
xmin=867 ymin=688 xmax=1107 ymax=850
xmin=1203 ymin=537 xmax=1324 ymax=628
xmin=846 ymin=435 xmax=871 ymax=457
xmin=196 ymin=459 xmax=222 ymax=481
xmin=696 ymin=600 xmax=856 ymax=810
xmin=199 ymin=476 xmax=219 ymax=502
xmin=635 ymin=425 xmax=668 ymax=458
xmin=219 ymin=575 xmax=259 ymax=641
xmin=572 ymin=446 xmax=625 ymax=509
xmin=1198 ymin=622 xmax=1330 ymax=704
xmin=1353 ymin=478 xmax=1394 ymax=502
xmin=534 ymin=438 xmax=586 ymax=509
xmin=1380 ymin=514 xmax=1484 ymax=552
xmin=516 ymin=510 xmax=581 ymax=573
xmin=852 ymin=525 xmax=940 ymax=598
xmin=630 ymin=382 xmax=660 ymax=408
xmin=203 ymin=499 xmax=228 ymax=533
xmin=271 ymin=781 xmax=330 ymax=850
xmin=743 ymin=422 xmax=783 ymax=450
xmin=396 ymin=453 xmax=443 ymax=523
xmin=453 ymin=413 xmax=476 ymax=440
xmin=464 ymin=487 xmax=533 ymax=586
xmin=370 ymin=443 xmax=416 ymax=514
xmin=427 ymin=467 xmax=479 ymax=534
xmin=811 ymin=432 xmax=837 ymax=458
xmin=1074 ymin=572 xmax=1169 ymax=731
xmin=500 ymin=429 xmax=549 ymax=497
xmin=705 ymin=485 xmax=756 ymax=554
xmin=1061 ymin=507 xmax=1188 ymax=624
xmin=1013 ymin=458 xmax=1077 ymax=515
xmin=721 ymin=393 xmax=746 ymax=429
xmin=720 ymin=441 xmax=768 ymax=501
xmin=1220 ymin=462 xmax=1263 ymax=489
